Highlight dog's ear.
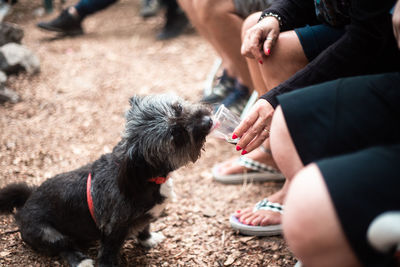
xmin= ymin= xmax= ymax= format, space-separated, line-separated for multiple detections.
xmin=129 ymin=95 xmax=142 ymax=107
xmin=171 ymin=124 xmax=190 ymax=149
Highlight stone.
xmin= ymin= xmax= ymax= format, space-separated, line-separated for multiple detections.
xmin=0 ymin=22 xmax=23 ymax=46
xmin=0 ymin=43 xmax=40 ymax=74
xmin=0 ymin=87 xmax=20 ymax=104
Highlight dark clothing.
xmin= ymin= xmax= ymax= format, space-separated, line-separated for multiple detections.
xmin=314 ymin=0 xmax=350 ymax=26
xmin=278 ymin=72 xmax=400 ymax=266
xmin=75 ymin=0 xmax=117 ymax=19
xmin=259 ymin=0 xmax=400 ymax=108
xmin=75 ymin=0 xmax=179 ymax=19
xmin=294 ymin=24 xmax=345 ymax=61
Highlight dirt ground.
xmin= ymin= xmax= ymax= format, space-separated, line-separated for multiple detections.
xmin=0 ymin=1 xmax=296 ymax=266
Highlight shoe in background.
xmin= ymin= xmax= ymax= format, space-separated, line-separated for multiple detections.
xmin=36 ymin=8 xmax=83 ymax=36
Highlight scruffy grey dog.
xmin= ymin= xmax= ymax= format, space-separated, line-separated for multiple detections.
xmin=0 ymin=94 xmax=213 ymax=267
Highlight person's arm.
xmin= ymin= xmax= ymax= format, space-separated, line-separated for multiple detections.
xmin=261 ymin=0 xmax=398 ymax=108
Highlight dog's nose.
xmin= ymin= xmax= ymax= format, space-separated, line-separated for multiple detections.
xmin=201 ymin=115 xmax=213 ymax=130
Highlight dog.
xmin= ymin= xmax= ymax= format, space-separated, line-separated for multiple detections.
xmin=0 ymin=94 xmax=213 ymax=267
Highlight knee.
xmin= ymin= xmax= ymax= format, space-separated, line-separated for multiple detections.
xmin=282 ymin=164 xmax=326 ymax=256
xmin=195 ymin=0 xmax=221 ymax=23
xmin=269 ymin=106 xmax=287 ymax=154
xmin=241 ymin=12 xmax=262 ymax=40
xmin=270 ymin=105 xmax=303 ymax=178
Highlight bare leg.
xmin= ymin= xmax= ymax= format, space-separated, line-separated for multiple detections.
xmin=232 ymin=9 xmax=310 ymax=225
xmin=219 ymin=12 xmax=307 ymax=180
xmin=178 ymin=0 xmax=253 ymax=88
xmin=235 ymin=106 xmax=303 ymax=226
xmin=259 ymin=31 xmax=308 ymax=90
xmin=284 ymin=164 xmax=361 ymax=267
xmin=242 ymin=12 xmax=267 ymax=95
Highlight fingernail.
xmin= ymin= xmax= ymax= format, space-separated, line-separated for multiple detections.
xmin=266 ymin=49 xmax=271 ymax=55
xmin=241 ymin=150 xmax=248 ymax=155
xmin=236 ymin=210 xmax=241 ymax=213
xmin=232 ymin=134 xmax=238 ymax=139
xmin=236 ymin=145 xmax=242 ymax=151
xmin=258 ymin=60 xmax=263 ymax=64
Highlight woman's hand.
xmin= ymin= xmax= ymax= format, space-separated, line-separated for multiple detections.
xmin=393 ymin=0 xmax=400 ymax=49
xmin=232 ymin=99 xmax=275 ymax=154
xmin=241 ymin=16 xmax=280 ymax=63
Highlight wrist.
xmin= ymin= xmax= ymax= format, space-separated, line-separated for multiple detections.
xmin=258 ymin=12 xmax=282 ymax=29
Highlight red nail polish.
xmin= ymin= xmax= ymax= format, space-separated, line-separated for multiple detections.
xmin=232 ymin=134 xmax=238 ymax=139
xmin=241 ymin=150 xmax=248 ymax=155
xmin=258 ymin=60 xmax=263 ymax=64
xmin=236 ymin=210 xmax=241 ymax=213
xmin=236 ymin=145 xmax=241 ymax=151
xmin=266 ymin=49 xmax=271 ymax=55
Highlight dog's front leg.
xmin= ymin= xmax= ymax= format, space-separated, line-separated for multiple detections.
xmin=137 ymin=224 xmax=165 ymax=248
xmin=98 ymin=229 xmax=128 ymax=267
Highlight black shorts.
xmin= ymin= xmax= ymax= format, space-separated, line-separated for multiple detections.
xmin=294 ymin=24 xmax=345 ymax=62
xmin=277 ymin=72 xmax=400 ymax=266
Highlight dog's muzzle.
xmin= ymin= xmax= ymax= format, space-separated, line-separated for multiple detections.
xmin=200 ymin=115 xmax=213 ymax=132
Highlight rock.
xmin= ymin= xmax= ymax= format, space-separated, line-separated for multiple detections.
xmin=0 ymin=87 xmax=19 ymax=103
xmin=202 ymin=208 xmax=216 ymax=218
xmin=224 ymin=255 xmax=236 ymax=266
xmin=0 ymin=43 xmax=40 ymax=74
xmin=0 ymin=22 xmax=23 ymax=46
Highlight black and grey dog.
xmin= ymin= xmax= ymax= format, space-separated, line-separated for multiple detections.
xmin=0 ymin=94 xmax=213 ymax=267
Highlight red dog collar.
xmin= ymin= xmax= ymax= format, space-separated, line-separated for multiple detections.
xmin=148 ymin=176 xmax=168 ymax=184
xmin=86 ymin=173 xmax=97 ymax=225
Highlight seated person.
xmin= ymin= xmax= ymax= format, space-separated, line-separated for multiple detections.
xmin=227 ymin=0 xmax=400 ymax=237
xmin=273 ymin=71 xmax=400 ymax=267
xmin=279 ymin=3 xmax=400 ymax=266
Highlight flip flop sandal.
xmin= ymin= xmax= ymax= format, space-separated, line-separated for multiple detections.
xmin=212 ymin=156 xmax=285 ymax=184
xmin=230 ymin=198 xmax=283 ymax=236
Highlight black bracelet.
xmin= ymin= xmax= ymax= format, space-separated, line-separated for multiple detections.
xmin=258 ymin=12 xmax=282 ymax=28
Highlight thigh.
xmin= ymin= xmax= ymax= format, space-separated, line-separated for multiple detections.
xmin=261 ymin=30 xmax=308 ymax=89
xmin=278 ymin=72 xmax=400 ymax=165
xmin=317 ymin=144 xmax=400 ymax=266
xmin=284 ymin=163 xmax=360 ymax=267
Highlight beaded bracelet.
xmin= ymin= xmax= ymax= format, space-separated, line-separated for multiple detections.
xmin=258 ymin=12 xmax=283 ymax=28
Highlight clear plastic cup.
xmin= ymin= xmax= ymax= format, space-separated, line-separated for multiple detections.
xmin=210 ymin=104 xmax=241 ymax=144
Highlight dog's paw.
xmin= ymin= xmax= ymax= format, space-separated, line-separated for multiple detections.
xmin=139 ymin=232 xmax=165 ymax=248
xmin=77 ymin=259 xmax=95 ymax=267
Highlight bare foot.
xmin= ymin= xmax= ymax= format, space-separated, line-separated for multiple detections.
xmin=216 ymin=146 xmax=277 ymax=176
xmin=234 ymin=186 xmax=287 ymax=226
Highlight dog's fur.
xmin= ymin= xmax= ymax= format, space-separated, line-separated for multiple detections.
xmin=0 ymin=94 xmax=212 ymax=267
